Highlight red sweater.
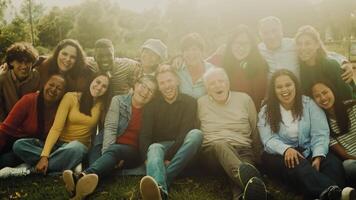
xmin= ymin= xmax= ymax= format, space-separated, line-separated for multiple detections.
xmin=0 ymin=93 xmax=57 ymax=139
xmin=116 ymin=106 xmax=142 ymax=148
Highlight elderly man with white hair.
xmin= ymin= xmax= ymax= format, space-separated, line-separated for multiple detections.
xmin=198 ymin=67 xmax=267 ymax=200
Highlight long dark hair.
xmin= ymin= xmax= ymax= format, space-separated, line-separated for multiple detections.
xmin=37 ymin=74 xmax=67 ymax=139
xmin=265 ymin=69 xmax=303 ymax=133
xmin=47 ymin=39 xmax=86 ymax=79
xmin=310 ymin=79 xmax=351 ymax=135
xmin=222 ymin=24 xmax=268 ymax=79
xmin=79 ymin=72 xmax=112 ymax=117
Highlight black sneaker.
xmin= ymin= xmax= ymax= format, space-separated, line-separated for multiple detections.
xmin=237 ymin=163 xmax=262 ymax=188
xmin=243 ymin=177 xmax=268 ymax=200
xmin=320 ymin=186 xmax=342 ymax=200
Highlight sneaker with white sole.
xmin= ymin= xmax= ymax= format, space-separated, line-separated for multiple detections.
xmin=63 ymin=170 xmax=76 ymax=197
xmin=140 ymin=176 xmax=163 ymax=200
xmin=71 ymin=173 xmax=98 ymax=200
xmin=342 ymin=187 xmax=356 ymax=200
xmin=236 ymin=162 xmax=262 ymax=188
xmin=0 ymin=166 xmax=30 ymax=178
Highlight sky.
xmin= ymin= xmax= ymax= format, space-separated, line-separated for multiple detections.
xmin=4 ymin=0 xmax=168 ymax=21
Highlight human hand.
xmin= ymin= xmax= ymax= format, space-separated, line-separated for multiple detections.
xmin=311 ymin=156 xmax=322 ymax=171
xmin=284 ymin=148 xmax=305 ymax=168
xmin=35 ymin=156 xmax=49 ymax=175
xmin=341 ymin=63 xmax=354 ymax=83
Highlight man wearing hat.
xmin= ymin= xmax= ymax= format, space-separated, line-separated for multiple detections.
xmin=140 ymin=39 xmax=168 ymax=75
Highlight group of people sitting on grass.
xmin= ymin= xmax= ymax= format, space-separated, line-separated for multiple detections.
xmin=0 ymin=15 xmax=356 ymax=200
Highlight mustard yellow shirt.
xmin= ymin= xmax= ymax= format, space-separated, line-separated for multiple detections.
xmin=41 ymin=92 xmax=102 ymax=157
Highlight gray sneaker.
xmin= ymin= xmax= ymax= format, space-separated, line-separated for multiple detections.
xmin=140 ymin=176 xmax=163 ymax=200
xmin=71 ymin=173 xmax=98 ymax=200
xmin=236 ymin=163 xmax=262 ymax=188
xmin=0 ymin=166 xmax=30 ymax=179
xmin=63 ymin=170 xmax=76 ymax=197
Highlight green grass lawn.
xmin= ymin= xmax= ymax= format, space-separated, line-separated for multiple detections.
xmin=0 ymin=174 xmax=303 ymax=200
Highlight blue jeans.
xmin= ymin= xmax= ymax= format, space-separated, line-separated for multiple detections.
xmin=85 ymin=143 xmax=139 ymax=177
xmin=343 ymin=159 xmax=356 ymax=184
xmin=12 ymin=138 xmax=88 ymax=173
xmin=146 ymin=129 xmax=203 ymax=195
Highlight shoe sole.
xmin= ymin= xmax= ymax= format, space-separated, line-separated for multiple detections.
xmin=243 ymin=177 xmax=267 ymax=200
xmin=140 ymin=176 xmax=162 ymax=200
xmin=237 ymin=163 xmax=262 ymax=188
xmin=71 ymin=174 xmax=98 ymax=200
xmin=62 ymin=170 xmax=75 ymax=197
xmin=342 ymin=187 xmax=356 ymax=200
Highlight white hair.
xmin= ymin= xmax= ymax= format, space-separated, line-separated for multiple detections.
xmin=258 ymin=16 xmax=282 ymax=30
xmin=203 ymin=67 xmax=229 ymax=86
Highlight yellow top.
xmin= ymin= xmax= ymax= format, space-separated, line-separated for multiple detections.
xmin=41 ymin=92 xmax=102 ymax=157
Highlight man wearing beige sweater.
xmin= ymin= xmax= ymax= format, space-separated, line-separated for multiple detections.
xmin=198 ymin=67 xmax=267 ymax=200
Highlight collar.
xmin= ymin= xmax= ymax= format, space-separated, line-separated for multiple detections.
xmin=208 ymin=91 xmax=231 ymax=105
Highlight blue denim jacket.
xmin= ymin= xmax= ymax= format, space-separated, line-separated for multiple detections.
xmin=101 ymin=94 xmax=133 ymax=153
xmin=257 ymin=96 xmax=330 ymax=158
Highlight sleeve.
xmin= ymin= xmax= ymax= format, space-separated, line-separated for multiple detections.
xmin=257 ymin=107 xmax=292 ymax=156
xmin=308 ymin=99 xmax=330 ymax=158
xmin=40 ymin=93 xmax=72 ymax=157
xmin=246 ymin=96 xmax=263 ymax=161
xmin=0 ymin=95 xmax=32 ymax=137
xmin=0 ymin=80 xmax=6 ymax=122
xmin=325 ymin=59 xmax=353 ymax=101
xmin=327 ymin=51 xmax=348 ymax=65
xmin=139 ymin=102 xmax=155 ymax=161
xmin=164 ymin=98 xmax=198 ymax=160
xmin=101 ymin=96 xmax=121 ymax=154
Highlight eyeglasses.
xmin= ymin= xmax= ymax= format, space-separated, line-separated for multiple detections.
xmin=139 ymin=81 xmax=154 ymax=95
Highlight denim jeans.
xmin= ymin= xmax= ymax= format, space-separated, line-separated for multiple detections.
xmin=84 ymin=143 xmax=139 ymax=177
xmin=12 ymin=138 xmax=88 ymax=173
xmin=262 ymin=152 xmax=345 ymax=198
xmin=146 ymin=129 xmax=203 ymax=195
xmin=343 ymin=159 xmax=356 ymax=185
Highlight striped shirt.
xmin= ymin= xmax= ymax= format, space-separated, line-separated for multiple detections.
xmin=329 ymin=104 xmax=356 ymax=156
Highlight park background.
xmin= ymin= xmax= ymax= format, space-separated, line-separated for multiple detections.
xmin=0 ymin=0 xmax=356 ymax=199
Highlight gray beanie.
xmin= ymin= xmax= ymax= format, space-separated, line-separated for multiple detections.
xmin=141 ymin=39 xmax=168 ymax=60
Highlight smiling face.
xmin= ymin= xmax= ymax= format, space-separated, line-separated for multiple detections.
xmin=259 ymin=20 xmax=283 ymax=50
xmin=231 ymin=33 xmax=251 ymax=61
xmin=183 ymin=45 xmax=203 ymax=66
xmin=205 ymin=70 xmax=230 ymax=104
xmin=140 ymin=48 xmax=161 ymax=73
xmin=311 ymin=83 xmax=335 ymax=112
xmin=89 ymin=75 xmax=109 ymax=98
xmin=132 ymin=78 xmax=156 ymax=107
xmin=296 ymin=34 xmax=319 ymax=65
xmin=156 ymin=71 xmax=179 ymax=103
xmin=57 ymin=45 xmax=77 ymax=73
xmin=10 ymin=60 xmax=33 ymax=81
xmin=274 ymin=75 xmax=296 ymax=109
xmin=95 ymin=47 xmax=114 ymax=71
xmin=43 ymin=75 xmax=66 ymax=103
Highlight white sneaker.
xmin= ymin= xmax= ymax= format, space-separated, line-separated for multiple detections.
xmin=342 ymin=187 xmax=356 ymax=200
xmin=74 ymin=163 xmax=82 ymax=174
xmin=0 ymin=166 xmax=30 ymax=178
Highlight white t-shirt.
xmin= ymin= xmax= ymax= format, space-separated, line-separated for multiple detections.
xmin=280 ymin=105 xmax=299 ymax=142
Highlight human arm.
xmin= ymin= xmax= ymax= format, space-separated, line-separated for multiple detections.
xmin=330 ymin=142 xmax=356 ymax=160
xmin=40 ymin=93 xmax=72 ymax=157
xmin=257 ymin=107 xmax=293 ymax=156
xmin=247 ymin=95 xmax=263 ymax=162
xmin=102 ymin=96 xmax=121 ymax=154
xmin=309 ymin=99 xmax=330 ymax=158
